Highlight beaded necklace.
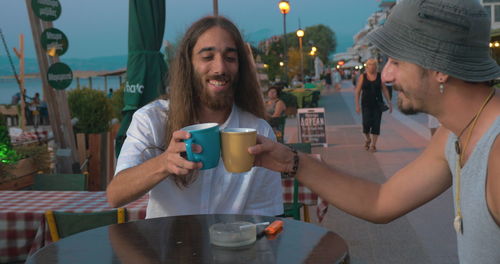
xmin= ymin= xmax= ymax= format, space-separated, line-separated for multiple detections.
xmin=453 ymin=88 xmax=495 ymax=234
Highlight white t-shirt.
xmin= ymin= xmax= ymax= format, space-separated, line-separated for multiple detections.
xmin=428 ymin=114 xmax=440 ymax=129
xmin=115 ymin=100 xmax=284 ymax=218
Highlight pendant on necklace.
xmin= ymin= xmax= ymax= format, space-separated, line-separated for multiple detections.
xmin=454 ymin=140 xmax=461 ymax=155
xmin=454 ymin=214 xmax=463 ymax=234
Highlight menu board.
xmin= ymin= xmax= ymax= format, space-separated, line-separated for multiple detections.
xmin=297 ymin=108 xmax=327 ymax=147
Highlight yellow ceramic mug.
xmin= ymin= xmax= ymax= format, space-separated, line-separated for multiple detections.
xmin=221 ymin=128 xmax=257 ymax=173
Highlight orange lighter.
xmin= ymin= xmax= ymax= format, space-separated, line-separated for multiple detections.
xmin=264 ymin=220 xmax=284 ymax=235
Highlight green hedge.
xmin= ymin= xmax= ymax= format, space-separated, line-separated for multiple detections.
xmin=67 ymin=87 xmax=112 ymax=134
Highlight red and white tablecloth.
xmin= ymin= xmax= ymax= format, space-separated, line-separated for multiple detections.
xmin=282 ymin=178 xmax=329 ymax=222
xmin=281 ymin=153 xmax=329 ymax=222
xmin=281 ymin=178 xmax=318 ymax=205
xmin=0 ymin=191 xmax=148 ymax=263
xmin=10 ymin=130 xmax=49 ymax=145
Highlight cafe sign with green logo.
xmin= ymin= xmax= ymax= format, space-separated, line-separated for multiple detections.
xmin=41 ymin=28 xmax=68 ymax=56
xmin=32 ymin=0 xmax=61 ymax=21
xmin=47 ymin=62 xmax=73 ymax=90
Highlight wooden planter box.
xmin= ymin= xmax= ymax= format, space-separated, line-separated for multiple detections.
xmin=0 ymin=158 xmax=38 ymax=190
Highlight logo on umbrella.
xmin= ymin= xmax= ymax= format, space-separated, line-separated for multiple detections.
xmin=125 ymin=82 xmax=144 ymax=94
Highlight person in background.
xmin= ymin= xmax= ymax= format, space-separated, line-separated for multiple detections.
xmin=265 ymin=86 xmax=287 ymax=142
xmin=324 ymin=67 xmax=332 ymax=90
xmin=248 ymin=0 xmax=500 ymax=262
xmin=108 ymin=88 xmax=114 ymax=98
xmin=265 ymin=86 xmax=286 ymax=120
xmin=107 ymin=16 xmax=283 ymax=219
xmin=333 ymin=69 xmax=342 ymax=90
xmin=355 ymin=58 xmax=393 ymax=152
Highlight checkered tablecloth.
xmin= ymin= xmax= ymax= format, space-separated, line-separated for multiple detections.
xmin=281 ymin=178 xmax=329 ymax=222
xmin=281 ymin=153 xmax=329 ymax=222
xmin=281 ymin=178 xmax=317 ymax=205
xmin=0 ymin=191 xmax=148 ymax=263
xmin=10 ymin=130 xmax=49 ymax=145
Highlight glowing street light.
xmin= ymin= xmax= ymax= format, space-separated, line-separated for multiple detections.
xmin=296 ymin=28 xmax=305 ymax=80
xmin=309 ymin=46 xmax=317 ymax=56
xmin=278 ymin=1 xmax=290 ymax=84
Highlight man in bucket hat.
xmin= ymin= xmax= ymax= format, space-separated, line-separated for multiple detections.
xmin=247 ymin=0 xmax=500 ymax=262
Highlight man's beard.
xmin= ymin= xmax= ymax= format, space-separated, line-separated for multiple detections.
xmin=194 ymin=74 xmax=235 ymax=111
xmin=394 ymin=84 xmax=419 ymax=115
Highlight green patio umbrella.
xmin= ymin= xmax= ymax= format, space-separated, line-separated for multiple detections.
xmin=115 ymin=0 xmax=167 ymax=157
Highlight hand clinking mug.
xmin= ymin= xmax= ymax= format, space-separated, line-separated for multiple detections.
xmin=181 ymin=123 xmax=221 ymax=170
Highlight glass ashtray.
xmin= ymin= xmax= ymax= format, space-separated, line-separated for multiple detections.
xmin=209 ymin=221 xmax=256 ymax=247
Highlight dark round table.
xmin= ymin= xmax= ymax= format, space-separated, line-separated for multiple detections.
xmin=27 ymin=214 xmax=349 ymax=264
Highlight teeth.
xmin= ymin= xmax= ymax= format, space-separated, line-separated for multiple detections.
xmin=209 ymin=80 xmax=226 ymax=86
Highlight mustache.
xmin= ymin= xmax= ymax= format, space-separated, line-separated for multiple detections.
xmin=392 ymin=84 xmax=402 ymax=92
xmin=207 ymin=74 xmax=229 ymax=82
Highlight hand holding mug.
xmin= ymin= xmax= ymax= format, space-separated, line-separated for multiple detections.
xmin=181 ymin=123 xmax=221 ymax=170
xmin=247 ymin=135 xmax=294 ymax=173
xmin=162 ymin=130 xmax=202 ymax=175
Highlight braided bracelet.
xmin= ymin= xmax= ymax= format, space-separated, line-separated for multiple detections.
xmin=283 ymin=148 xmax=299 ymax=178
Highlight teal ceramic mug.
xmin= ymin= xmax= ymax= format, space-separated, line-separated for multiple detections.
xmin=181 ymin=123 xmax=220 ymax=170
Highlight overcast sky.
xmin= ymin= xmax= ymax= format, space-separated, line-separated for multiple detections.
xmin=0 ymin=0 xmax=380 ymax=59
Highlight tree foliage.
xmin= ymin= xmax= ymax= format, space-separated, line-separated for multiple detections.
xmin=259 ymin=24 xmax=336 ymax=83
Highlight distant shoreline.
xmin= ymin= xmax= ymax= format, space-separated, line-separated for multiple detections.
xmin=0 ymin=68 xmax=126 ymax=80
xmin=0 ymin=74 xmax=41 ymax=79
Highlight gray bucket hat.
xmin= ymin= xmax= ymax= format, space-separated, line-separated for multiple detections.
xmin=367 ymin=0 xmax=500 ymax=82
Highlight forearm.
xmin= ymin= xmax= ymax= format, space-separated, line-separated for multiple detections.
xmin=295 ymin=153 xmax=389 ymax=223
xmin=107 ymin=156 xmax=169 ymax=207
xmin=354 ymin=91 xmax=361 ymax=108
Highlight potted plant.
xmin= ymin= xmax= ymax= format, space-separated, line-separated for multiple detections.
xmin=0 ymin=114 xmax=51 ymax=190
xmin=67 ymin=87 xmax=113 ymax=190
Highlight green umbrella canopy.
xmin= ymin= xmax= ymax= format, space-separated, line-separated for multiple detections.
xmin=116 ymin=0 xmax=167 ymax=157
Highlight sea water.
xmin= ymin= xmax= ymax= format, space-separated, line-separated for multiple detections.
xmin=0 ymin=76 xmax=122 ymax=104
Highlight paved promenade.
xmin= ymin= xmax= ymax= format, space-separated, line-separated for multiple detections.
xmin=283 ymin=80 xmax=458 ymax=264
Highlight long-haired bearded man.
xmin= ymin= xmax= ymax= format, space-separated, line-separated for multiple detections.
xmin=107 ymin=16 xmax=283 ymax=219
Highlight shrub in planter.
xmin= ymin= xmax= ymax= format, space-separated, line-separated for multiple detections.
xmin=68 ymin=87 xmax=113 ymax=134
xmin=14 ymin=144 xmax=51 ymax=173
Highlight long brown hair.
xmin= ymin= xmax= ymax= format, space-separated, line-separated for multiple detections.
xmin=164 ymin=16 xmax=265 ymax=187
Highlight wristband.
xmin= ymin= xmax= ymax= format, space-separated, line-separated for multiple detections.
xmin=283 ymin=148 xmax=299 ymax=178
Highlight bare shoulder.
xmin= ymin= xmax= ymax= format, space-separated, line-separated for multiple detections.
xmin=357 ymin=73 xmax=364 ymax=83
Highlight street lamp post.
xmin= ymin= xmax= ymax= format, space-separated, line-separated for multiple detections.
xmin=296 ymin=28 xmax=304 ymax=81
xmin=278 ymin=1 xmax=290 ymax=85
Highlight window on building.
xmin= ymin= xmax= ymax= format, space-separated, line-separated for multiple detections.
xmin=495 ymin=5 xmax=500 ymax=22
xmin=485 ymin=5 xmax=492 ymax=19
xmin=484 ymin=0 xmax=500 ymax=3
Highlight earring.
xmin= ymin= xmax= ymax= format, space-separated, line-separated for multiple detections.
xmin=439 ymin=83 xmax=444 ymax=94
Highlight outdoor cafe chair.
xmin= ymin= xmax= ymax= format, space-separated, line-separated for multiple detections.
xmin=278 ymin=142 xmax=312 ymax=222
xmin=303 ymin=91 xmax=321 ymax=108
xmin=33 ymin=172 xmax=88 ymax=191
xmin=269 ymin=115 xmax=287 ymax=143
xmin=45 ymin=208 xmax=126 ymax=242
